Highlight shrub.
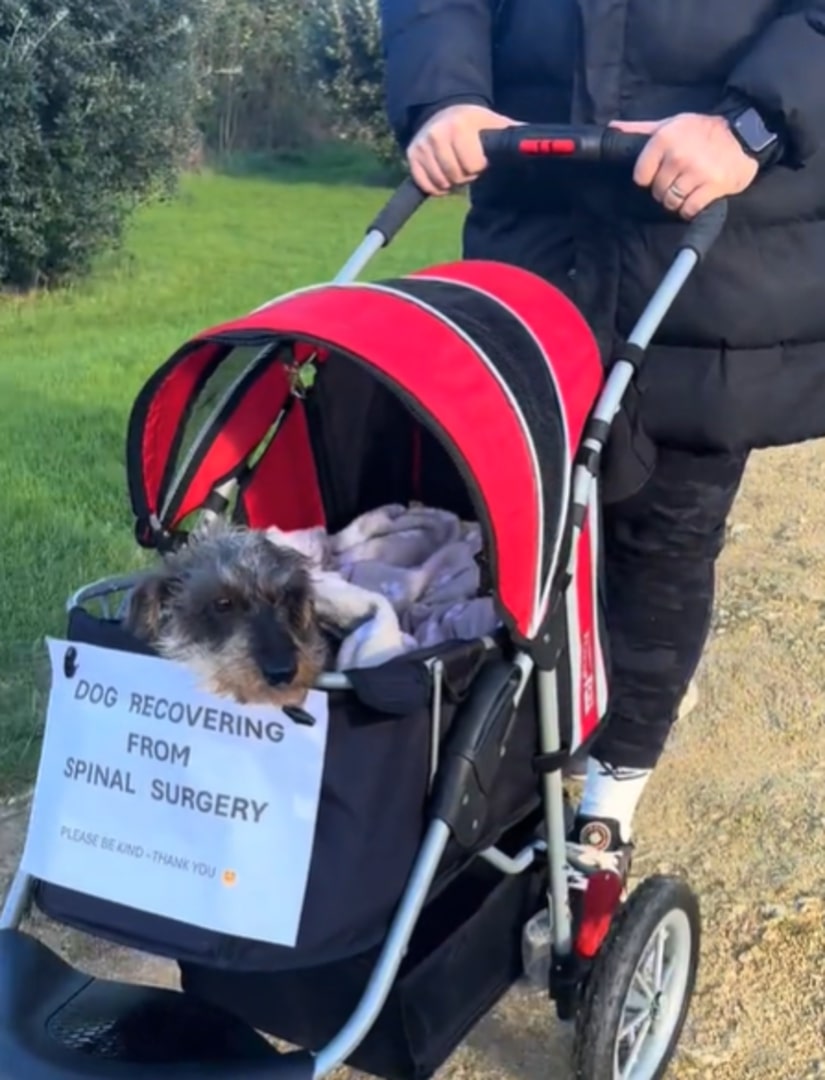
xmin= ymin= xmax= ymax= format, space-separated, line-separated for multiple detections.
xmin=306 ymin=0 xmax=401 ymax=167
xmin=192 ymin=0 xmax=402 ymax=169
xmin=192 ymin=0 xmax=329 ymax=157
xmin=0 ymin=1 xmax=198 ymax=289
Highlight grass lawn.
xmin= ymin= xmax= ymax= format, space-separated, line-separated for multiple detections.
xmin=0 ymin=151 xmax=466 ymax=795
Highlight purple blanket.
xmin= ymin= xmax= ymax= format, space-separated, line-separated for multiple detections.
xmin=266 ymin=504 xmax=500 ymax=669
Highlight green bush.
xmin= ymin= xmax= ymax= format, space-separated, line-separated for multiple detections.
xmin=193 ymin=0 xmax=402 ymax=170
xmin=0 ymin=1 xmax=198 ymax=289
xmin=192 ymin=0 xmax=328 ymax=156
xmin=307 ymin=0 xmax=400 ymax=166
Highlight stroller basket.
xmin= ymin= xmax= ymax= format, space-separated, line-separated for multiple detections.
xmin=33 ymin=575 xmax=548 ymax=973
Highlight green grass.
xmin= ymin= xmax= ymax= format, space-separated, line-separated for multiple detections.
xmin=0 ymin=160 xmax=466 ymax=795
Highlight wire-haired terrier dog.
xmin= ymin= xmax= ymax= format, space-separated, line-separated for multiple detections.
xmin=125 ymin=522 xmax=327 ymax=708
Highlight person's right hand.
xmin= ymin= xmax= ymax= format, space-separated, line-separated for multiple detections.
xmin=407 ymin=104 xmax=517 ymax=195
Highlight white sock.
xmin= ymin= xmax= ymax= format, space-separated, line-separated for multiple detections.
xmin=578 ymin=757 xmax=653 ymax=843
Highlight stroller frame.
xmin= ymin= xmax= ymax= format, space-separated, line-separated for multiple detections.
xmin=0 ymin=158 xmax=722 ymax=1077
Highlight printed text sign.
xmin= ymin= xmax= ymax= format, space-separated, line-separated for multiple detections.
xmin=22 ymin=638 xmax=329 ymax=947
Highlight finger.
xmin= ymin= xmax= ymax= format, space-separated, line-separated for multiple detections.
xmin=649 ymin=157 xmax=686 ymax=204
xmin=427 ymin=133 xmax=468 ymax=187
xmin=472 ymin=115 xmax=523 ymax=170
xmin=679 ymin=183 xmax=716 ymax=221
xmin=633 ymin=136 xmax=667 ymax=188
xmin=408 ymin=152 xmax=449 ymax=196
xmin=655 ymin=165 xmax=701 ymax=210
xmin=661 ymin=178 xmax=699 ymax=214
xmin=452 ymin=130 xmax=486 ymax=179
xmin=608 ymin=119 xmax=661 ymax=135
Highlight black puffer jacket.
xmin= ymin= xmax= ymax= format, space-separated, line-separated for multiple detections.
xmin=380 ymin=0 xmax=825 ymax=453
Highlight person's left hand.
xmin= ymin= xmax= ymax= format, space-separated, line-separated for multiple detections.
xmin=610 ymin=113 xmax=758 ymax=219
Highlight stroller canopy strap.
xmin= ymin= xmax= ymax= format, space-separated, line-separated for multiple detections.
xmin=127 ymin=261 xmax=601 ymax=643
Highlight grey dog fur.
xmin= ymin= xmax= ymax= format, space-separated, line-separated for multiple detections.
xmin=124 ymin=521 xmax=328 ymax=706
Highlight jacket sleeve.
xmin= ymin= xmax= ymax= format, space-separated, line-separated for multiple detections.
xmin=722 ymin=2 xmax=825 ymax=164
xmin=379 ymin=0 xmax=495 ymax=147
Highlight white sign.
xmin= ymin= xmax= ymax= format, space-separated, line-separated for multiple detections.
xmin=21 ymin=638 xmax=329 ymax=947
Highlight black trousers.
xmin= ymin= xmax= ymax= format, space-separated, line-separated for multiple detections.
xmin=590 ymin=446 xmax=748 ymax=770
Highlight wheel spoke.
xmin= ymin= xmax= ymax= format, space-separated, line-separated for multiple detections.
xmin=661 ymin=956 xmax=681 ymax=997
xmin=619 ymin=1006 xmax=651 ymax=1043
xmin=632 ymin=966 xmax=657 ymax=1003
xmin=621 ymin=1015 xmax=653 ymax=1079
xmin=653 ymin=926 xmax=667 ymax=993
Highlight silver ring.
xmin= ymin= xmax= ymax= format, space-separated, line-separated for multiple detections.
xmin=669 ymin=183 xmax=687 ymax=201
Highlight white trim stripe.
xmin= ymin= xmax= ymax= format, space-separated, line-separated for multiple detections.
xmin=250 ymin=282 xmax=328 ymax=315
xmin=414 ymin=275 xmax=573 ymax=636
xmin=336 ymin=279 xmax=546 ymax=630
xmin=589 ymin=482 xmax=610 ymax=717
xmin=160 ymin=342 xmax=277 ymax=523
xmin=565 ymin=548 xmax=583 ymax=751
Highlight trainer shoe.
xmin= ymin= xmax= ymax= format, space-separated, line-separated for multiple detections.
xmin=566 ymin=814 xmax=634 ymax=960
xmin=566 ymin=814 xmax=633 ymax=891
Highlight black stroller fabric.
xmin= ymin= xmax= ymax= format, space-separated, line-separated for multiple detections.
xmin=180 ymin=857 xmax=546 ymax=1080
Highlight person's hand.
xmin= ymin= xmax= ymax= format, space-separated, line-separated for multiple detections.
xmin=610 ymin=113 xmax=758 ymax=219
xmin=407 ymin=104 xmax=517 ymax=195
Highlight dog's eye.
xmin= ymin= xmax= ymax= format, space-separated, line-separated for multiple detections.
xmin=213 ymin=597 xmax=233 ymax=614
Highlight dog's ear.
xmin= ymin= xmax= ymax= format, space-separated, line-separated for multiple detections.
xmin=125 ymin=571 xmax=178 ymax=641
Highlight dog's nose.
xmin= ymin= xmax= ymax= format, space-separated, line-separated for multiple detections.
xmin=261 ymin=659 xmax=298 ymax=687
xmin=252 ymin=613 xmax=299 ymax=687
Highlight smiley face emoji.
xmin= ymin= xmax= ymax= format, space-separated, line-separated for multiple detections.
xmin=221 ymin=869 xmax=238 ymax=887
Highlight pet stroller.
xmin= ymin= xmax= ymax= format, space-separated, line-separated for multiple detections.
xmin=0 ymin=125 xmax=726 ymax=1080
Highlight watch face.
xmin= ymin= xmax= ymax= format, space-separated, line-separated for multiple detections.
xmin=735 ymin=108 xmax=777 ymax=153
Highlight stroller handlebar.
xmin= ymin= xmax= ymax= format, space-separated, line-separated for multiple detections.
xmin=367 ymin=178 xmax=429 ymax=247
xmin=365 ymin=124 xmax=728 ymax=261
xmin=478 ymin=124 xmax=648 ymax=164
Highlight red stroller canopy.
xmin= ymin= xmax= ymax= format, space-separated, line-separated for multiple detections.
xmin=127 ymin=261 xmax=602 ymax=645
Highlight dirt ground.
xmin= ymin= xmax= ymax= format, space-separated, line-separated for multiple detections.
xmin=2 ymin=442 xmax=825 ymax=1079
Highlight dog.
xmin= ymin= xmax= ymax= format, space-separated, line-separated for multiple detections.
xmin=125 ymin=521 xmax=328 ymax=708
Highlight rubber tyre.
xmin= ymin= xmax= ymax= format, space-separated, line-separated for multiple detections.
xmin=572 ymin=874 xmax=700 ymax=1080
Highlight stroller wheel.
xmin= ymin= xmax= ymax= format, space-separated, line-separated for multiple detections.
xmin=572 ymin=874 xmax=700 ymax=1080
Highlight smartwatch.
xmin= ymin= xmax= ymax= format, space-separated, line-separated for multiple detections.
xmin=727 ymin=106 xmax=782 ymax=168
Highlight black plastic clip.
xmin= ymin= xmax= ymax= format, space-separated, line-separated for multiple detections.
xmin=135 ymin=516 xmax=183 ymax=554
xmin=283 ymin=705 xmax=316 ymax=727
xmin=63 ymin=646 xmax=78 ymax=679
xmin=533 ymin=747 xmax=571 ymax=775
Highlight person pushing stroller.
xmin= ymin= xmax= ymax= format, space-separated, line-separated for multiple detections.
xmin=379 ymin=0 xmax=825 ymax=859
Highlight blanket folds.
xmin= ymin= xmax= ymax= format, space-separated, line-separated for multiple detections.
xmin=266 ymin=504 xmax=499 ymax=669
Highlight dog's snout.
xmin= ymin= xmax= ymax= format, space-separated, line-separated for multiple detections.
xmin=252 ymin=614 xmax=298 ymax=687
xmin=261 ymin=658 xmax=298 ymax=686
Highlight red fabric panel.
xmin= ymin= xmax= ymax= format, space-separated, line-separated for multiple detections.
xmin=203 ymin=285 xmax=541 ymax=637
xmin=239 ymin=400 xmax=325 ymax=531
xmin=141 ymin=341 xmax=225 ymax=515
xmin=170 ymin=362 xmax=291 ymax=525
xmin=413 ymin=262 xmax=602 ymax=457
xmin=574 ymin=870 xmax=625 ymax=959
xmin=575 ymin=510 xmax=601 ymax=744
